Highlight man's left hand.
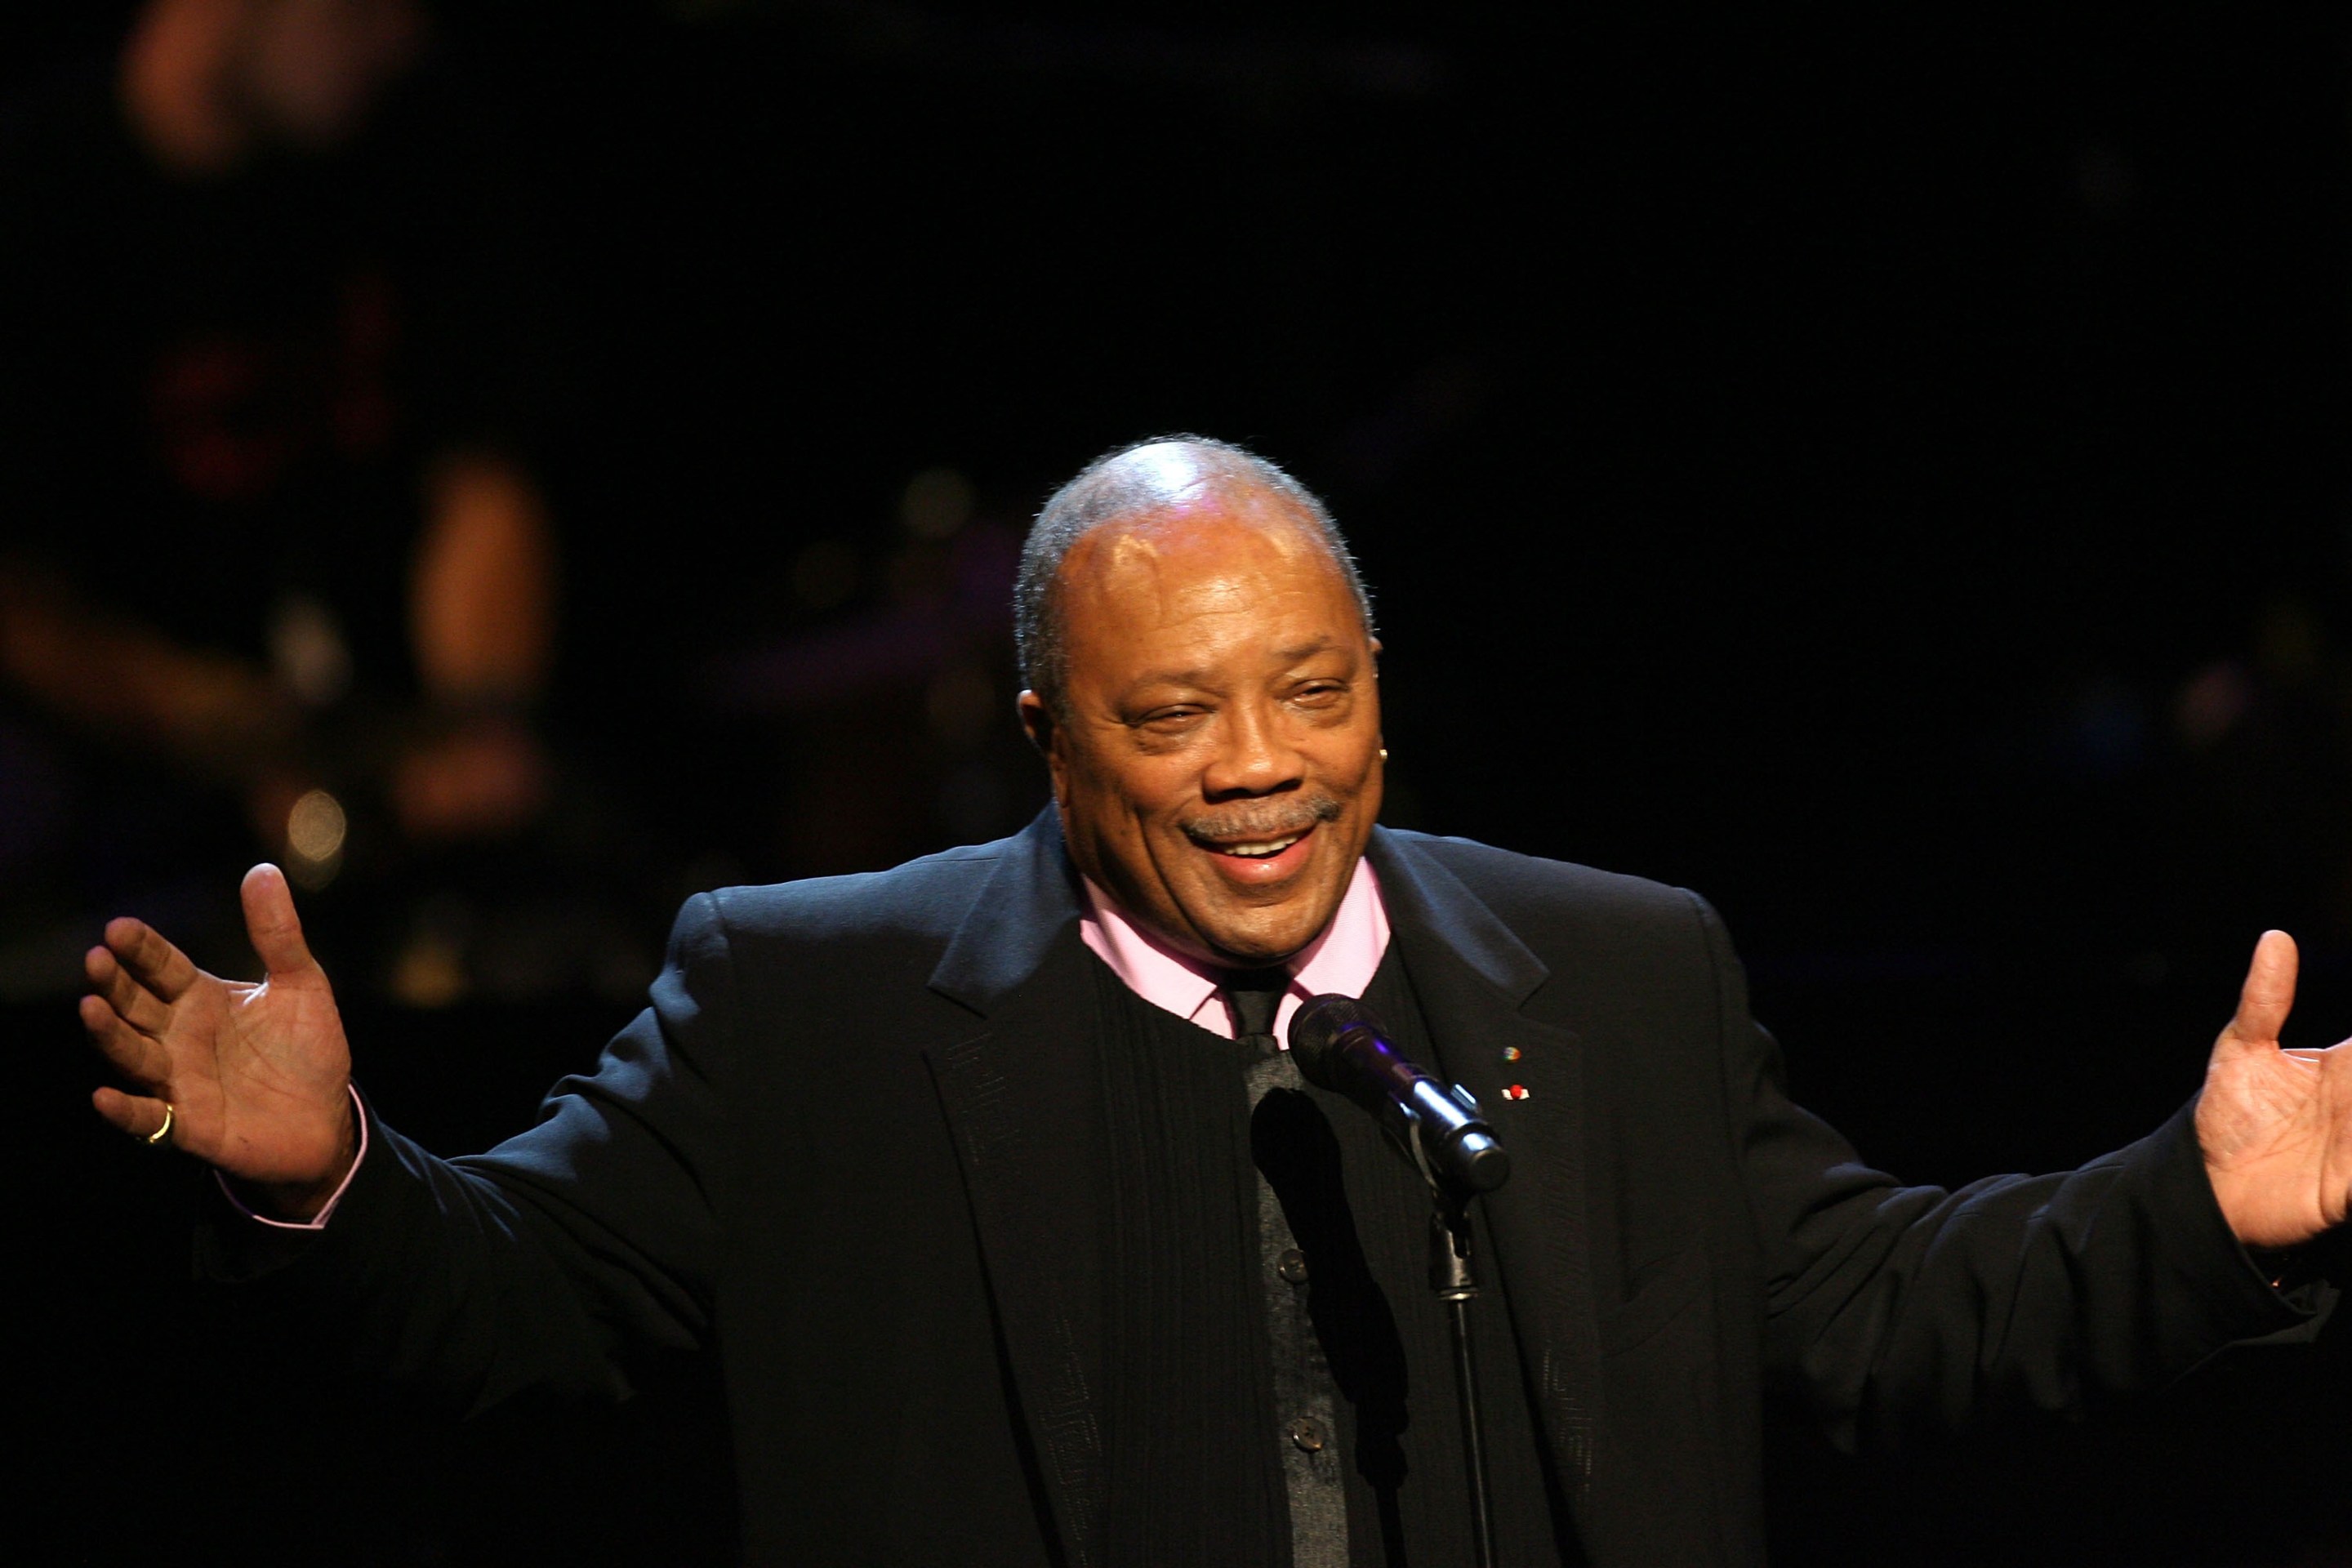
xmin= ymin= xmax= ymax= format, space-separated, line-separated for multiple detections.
xmin=2198 ymin=929 xmax=2352 ymax=1250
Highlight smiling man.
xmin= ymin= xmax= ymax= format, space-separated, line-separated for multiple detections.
xmin=82 ymin=437 xmax=2352 ymax=1566
xmin=1020 ymin=440 xmax=1384 ymax=972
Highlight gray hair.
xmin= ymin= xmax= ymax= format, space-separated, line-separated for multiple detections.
xmin=1014 ymin=435 xmax=1374 ymax=713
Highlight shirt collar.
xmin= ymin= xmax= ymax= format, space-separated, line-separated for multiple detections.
xmin=1077 ymin=857 xmax=1391 ymax=1044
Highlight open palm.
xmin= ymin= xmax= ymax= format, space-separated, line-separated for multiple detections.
xmin=2197 ymin=930 xmax=2352 ymax=1250
xmin=82 ymin=863 xmax=355 ymax=1212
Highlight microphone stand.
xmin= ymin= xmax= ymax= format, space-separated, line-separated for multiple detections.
xmin=1286 ymin=996 xmax=1508 ymax=1567
xmin=1429 ymin=1187 xmax=1498 ymax=1568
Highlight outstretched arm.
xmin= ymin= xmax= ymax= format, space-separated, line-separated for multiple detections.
xmin=82 ymin=863 xmax=356 ymax=1218
xmin=1702 ymin=894 xmax=2327 ymax=1451
xmin=2198 ymin=929 xmax=2352 ymax=1250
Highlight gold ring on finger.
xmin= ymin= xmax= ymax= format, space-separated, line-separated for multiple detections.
xmin=146 ymin=1102 xmax=175 ymax=1148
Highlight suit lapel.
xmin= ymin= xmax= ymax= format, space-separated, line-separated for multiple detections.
xmin=924 ymin=813 xmax=1111 ymax=1568
xmin=1370 ymin=829 xmax=1604 ymax=1508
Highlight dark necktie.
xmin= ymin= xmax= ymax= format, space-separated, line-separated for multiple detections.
xmin=1222 ymin=966 xmax=1291 ymax=1054
xmin=1223 ymin=963 xmax=1350 ymax=1562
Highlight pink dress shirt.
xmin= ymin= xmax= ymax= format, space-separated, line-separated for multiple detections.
xmin=1078 ymin=857 xmax=1392 ymax=1045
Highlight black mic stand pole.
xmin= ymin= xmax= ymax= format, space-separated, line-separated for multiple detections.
xmin=1286 ymin=996 xmax=1508 ymax=1566
xmin=1430 ymin=1187 xmax=1498 ymax=1568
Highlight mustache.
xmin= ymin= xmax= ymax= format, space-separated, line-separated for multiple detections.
xmin=1180 ymin=793 xmax=1343 ymax=848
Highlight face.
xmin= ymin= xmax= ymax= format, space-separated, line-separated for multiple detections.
xmin=1021 ymin=489 xmax=1383 ymax=968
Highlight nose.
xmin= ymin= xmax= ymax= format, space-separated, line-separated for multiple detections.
xmin=1201 ymin=697 xmax=1305 ymax=801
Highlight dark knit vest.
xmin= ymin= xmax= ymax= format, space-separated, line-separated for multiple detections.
xmin=1089 ymin=944 xmax=1573 ymax=1567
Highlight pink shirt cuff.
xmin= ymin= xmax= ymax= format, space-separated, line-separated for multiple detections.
xmin=212 ymin=1083 xmax=369 ymax=1231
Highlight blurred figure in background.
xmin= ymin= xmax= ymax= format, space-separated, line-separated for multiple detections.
xmin=708 ymin=464 xmax=1034 ymax=878
xmin=0 ymin=0 xmax=559 ymax=987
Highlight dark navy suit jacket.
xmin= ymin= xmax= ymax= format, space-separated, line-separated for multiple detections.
xmin=210 ymin=812 xmax=2325 ymax=1565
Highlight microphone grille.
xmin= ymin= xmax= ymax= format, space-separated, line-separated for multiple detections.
xmin=1288 ymin=993 xmax=1384 ymax=1092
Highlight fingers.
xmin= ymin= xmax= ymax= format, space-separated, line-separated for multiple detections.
xmin=100 ymin=915 xmax=199 ymax=1003
xmin=240 ymin=863 xmax=316 ymax=979
xmin=2217 ymin=929 xmax=2300 ymax=1058
xmin=91 ymin=1085 xmax=172 ymax=1144
xmin=83 ymin=943 xmax=172 ymax=1038
xmin=78 ymin=991 xmax=170 ymax=1087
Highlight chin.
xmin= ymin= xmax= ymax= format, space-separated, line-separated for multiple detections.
xmin=1197 ymin=911 xmax=1322 ymax=967
xmin=1209 ymin=935 xmax=1294 ymax=964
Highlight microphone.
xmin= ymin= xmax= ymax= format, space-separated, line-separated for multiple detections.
xmin=1288 ymin=995 xmax=1511 ymax=1196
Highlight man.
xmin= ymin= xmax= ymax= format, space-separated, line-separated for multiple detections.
xmin=82 ymin=437 xmax=2352 ymax=1565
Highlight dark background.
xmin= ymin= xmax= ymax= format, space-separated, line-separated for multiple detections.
xmin=14 ymin=7 xmax=2352 ymax=1562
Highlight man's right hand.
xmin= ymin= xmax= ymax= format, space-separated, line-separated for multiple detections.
xmin=82 ymin=863 xmax=357 ymax=1220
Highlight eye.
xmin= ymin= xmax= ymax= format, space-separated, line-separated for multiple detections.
xmin=1138 ymin=705 xmax=1207 ymax=733
xmin=1291 ymin=680 xmax=1346 ymax=706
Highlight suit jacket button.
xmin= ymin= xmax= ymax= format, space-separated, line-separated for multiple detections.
xmin=1289 ymin=1416 xmax=1327 ymax=1453
xmin=1276 ymin=1249 xmax=1309 ymax=1285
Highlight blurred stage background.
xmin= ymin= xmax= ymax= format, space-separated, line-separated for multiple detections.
xmin=9 ymin=5 xmax=2352 ymax=1562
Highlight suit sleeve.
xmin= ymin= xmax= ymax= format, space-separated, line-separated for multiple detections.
xmin=1693 ymin=893 xmax=2336 ymax=1450
xmin=195 ymin=891 xmax=742 ymax=1414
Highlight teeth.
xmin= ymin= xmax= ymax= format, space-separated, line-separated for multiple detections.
xmin=1220 ymin=835 xmax=1302 ymax=858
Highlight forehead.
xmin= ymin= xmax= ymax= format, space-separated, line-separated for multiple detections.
xmin=1055 ymin=496 xmax=1357 ymax=655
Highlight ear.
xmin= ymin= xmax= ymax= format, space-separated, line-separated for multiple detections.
xmin=1016 ymin=688 xmax=1054 ymax=754
xmin=1017 ymin=689 xmax=1071 ymax=809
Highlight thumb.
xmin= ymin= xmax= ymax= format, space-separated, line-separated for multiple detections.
xmin=2217 ymin=929 xmax=2299 ymax=1058
xmin=241 ymin=863 xmax=319 ymax=979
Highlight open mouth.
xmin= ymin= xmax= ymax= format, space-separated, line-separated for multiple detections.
xmin=1194 ymin=822 xmax=1320 ymax=881
xmin=1211 ymin=832 xmax=1307 ymax=859
xmin=1182 ymin=795 xmax=1340 ymax=884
